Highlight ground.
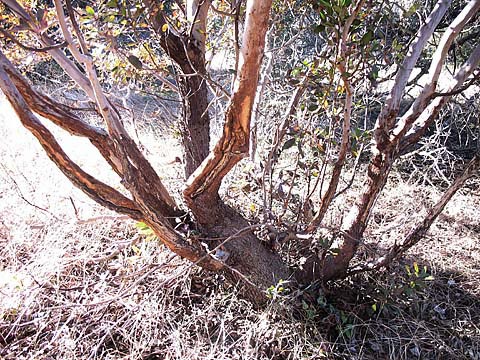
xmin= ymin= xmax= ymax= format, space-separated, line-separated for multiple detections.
xmin=0 ymin=93 xmax=479 ymax=359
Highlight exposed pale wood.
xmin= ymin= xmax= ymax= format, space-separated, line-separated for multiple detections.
xmin=391 ymin=0 xmax=480 ymax=142
xmin=3 ymin=61 xmax=124 ymax=176
xmin=400 ymin=45 xmax=480 ymax=151
xmin=184 ymin=0 xmax=274 ymax=225
xmin=318 ymin=0 xmax=479 ymax=281
xmin=2 ymin=0 xmax=95 ymax=99
xmin=373 ymin=0 xmax=452 ymax=151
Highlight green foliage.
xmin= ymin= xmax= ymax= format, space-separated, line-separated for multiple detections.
xmin=266 ymin=279 xmax=290 ymax=299
xmin=135 ymin=221 xmax=158 ymax=242
xmin=403 ymin=262 xmax=434 ymax=295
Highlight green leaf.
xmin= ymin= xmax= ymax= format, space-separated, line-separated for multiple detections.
xmin=135 ymin=221 xmax=149 ymax=230
xmin=105 ymin=14 xmax=116 ymax=23
xmin=291 ymin=67 xmax=301 ymax=77
xmin=360 ymin=30 xmax=374 ymax=45
xmin=128 ymin=55 xmax=143 ymax=70
xmin=413 ymin=262 xmax=419 ymax=276
xmin=405 ymin=264 xmax=411 ymax=276
xmin=404 ymin=1 xmax=420 ymax=17
xmin=85 ymin=5 xmax=95 ymax=16
xmin=318 ymin=0 xmax=331 ymax=7
xmin=329 ymin=248 xmax=340 ymax=256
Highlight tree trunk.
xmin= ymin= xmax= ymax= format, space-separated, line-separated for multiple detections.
xmin=145 ymin=0 xmax=211 ymax=178
xmin=203 ymin=203 xmax=291 ymax=302
xmin=177 ymin=54 xmax=211 ymax=178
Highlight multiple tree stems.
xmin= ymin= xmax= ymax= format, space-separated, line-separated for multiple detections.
xmin=184 ymin=0 xmax=274 ymax=226
xmin=0 ymin=0 xmax=479 ymax=300
xmin=307 ymin=0 xmax=366 ymax=231
xmin=321 ymin=0 xmax=480 ymax=281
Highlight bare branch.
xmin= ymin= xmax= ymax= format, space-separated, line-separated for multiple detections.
xmin=374 ymin=0 xmax=452 ymax=151
xmin=0 ymin=65 xmax=143 ymax=219
xmin=0 ymin=28 xmax=67 ymax=52
xmin=348 ymin=154 xmax=480 ymax=275
xmin=318 ymin=0 xmax=470 ymax=280
xmin=144 ymin=0 xmax=212 ymax=176
xmin=401 ymin=43 xmax=480 ymax=151
xmin=250 ymin=50 xmax=273 ymax=161
xmin=432 ymin=70 xmax=480 ymax=97
xmin=0 ymin=50 xmax=223 ymax=272
xmin=53 ymin=0 xmax=127 ymax=139
xmin=307 ymin=0 xmax=365 ymax=232
xmin=262 ymin=81 xmax=307 ymax=214
xmin=2 ymin=0 xmax=95 ymax=99
xmin=391 ymin=0 xmax=480 ymax=142
xmin=2 ymin=60 xmax=124 ymax=175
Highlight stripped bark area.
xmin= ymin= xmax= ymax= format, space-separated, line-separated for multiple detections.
xmin=319 ymin=0 xmax=480 ymax=280
xmin=0 ymin=58 xmax=140 ymax=219
xmin=184 ymin=0 xmax=274 ymax=225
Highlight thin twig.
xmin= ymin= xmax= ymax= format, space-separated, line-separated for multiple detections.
xmin=0 ymin=28 xmax=67 ymax=52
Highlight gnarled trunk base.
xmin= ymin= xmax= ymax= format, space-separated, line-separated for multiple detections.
xmin=204 ymin=204 xmax=291 ymax=303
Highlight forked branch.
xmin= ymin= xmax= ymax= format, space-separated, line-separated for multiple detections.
xmin=374 ymin=0 xmax=452 ymax=151
xmin=184 ymin=0 xmax=274 ymax=225
xmin=401 ymin=43 xmax=480 ymax=151
xmin=1 ymin=58 xmax=123 ymax=175
xmin=391 ymin=0 xmax=480 ymax=143
xmin=319 ymin=0 xmax=478 ymax=281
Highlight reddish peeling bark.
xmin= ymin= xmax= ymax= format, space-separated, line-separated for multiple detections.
xmin=184 ymin=0 xmax=273 ymax=226
xmin=0 ymin=47 xmax=223 ymax=273
xmin=1 ymin=0 xmax=288 ymax=301
xmin=0 ymin=63 xmax=141 ymax=219
xmin=3 ymin=0 xmax=477 ymax=303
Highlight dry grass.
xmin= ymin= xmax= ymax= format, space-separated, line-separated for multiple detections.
xmin=1 ymin=93 xmax=479 ymax=359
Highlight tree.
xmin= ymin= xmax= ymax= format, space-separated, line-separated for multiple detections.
xmin=0 ymin=0 xmax=479 ymax=302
